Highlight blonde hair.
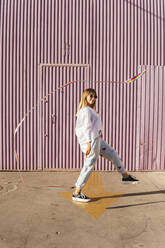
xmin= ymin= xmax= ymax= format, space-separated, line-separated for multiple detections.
xmin=76 ymin=88 xmax=97 ymax=116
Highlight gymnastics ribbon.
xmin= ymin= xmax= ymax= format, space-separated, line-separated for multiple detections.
xmin=14 ymin=70 xmax=146 ymax=189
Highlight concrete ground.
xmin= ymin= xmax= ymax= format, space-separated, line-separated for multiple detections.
xmin=0 ymin=171 xmax=165 ymax=248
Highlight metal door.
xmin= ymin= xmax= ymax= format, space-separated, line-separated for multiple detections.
xmin=39 ymin=64 xmax=90 ymax=170
xmin=136 ymin=65 xmax=165 ymax=170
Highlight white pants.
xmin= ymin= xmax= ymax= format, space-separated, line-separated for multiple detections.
xmin=75 ymin=136 xmax=126 ymax=189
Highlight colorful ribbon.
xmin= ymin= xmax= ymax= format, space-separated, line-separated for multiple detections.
xmin=14 ymin=70 xmax=146 ymax=189
xmin=125 ymin=69 xmax=146 ymax=84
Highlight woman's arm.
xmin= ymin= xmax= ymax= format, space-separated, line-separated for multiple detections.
xmin=82 ymin=109 xmax=93 ymax=143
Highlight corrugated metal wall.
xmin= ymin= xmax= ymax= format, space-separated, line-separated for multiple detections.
xmin=0 ymin=0 xmax=164 ymax=171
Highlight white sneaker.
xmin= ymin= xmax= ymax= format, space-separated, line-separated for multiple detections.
xmin=72 ymin=192 xmax=91 ymax=202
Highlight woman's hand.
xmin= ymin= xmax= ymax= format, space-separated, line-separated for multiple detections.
xmin=99 ymin=130 xmax=103 ymax=138
xmin=86 ymin=142 xmax=91 ymax=156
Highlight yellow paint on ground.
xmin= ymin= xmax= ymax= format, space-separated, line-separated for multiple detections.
xmin=60 ymin=172 xmax=125 ymax=219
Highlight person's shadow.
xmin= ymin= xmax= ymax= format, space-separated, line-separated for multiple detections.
xmin=90 ymin=189 xmax=165 ymax=209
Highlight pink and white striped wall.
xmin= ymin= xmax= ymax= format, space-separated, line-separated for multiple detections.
xmin=0 ymin=0 xmax=164 ymax=170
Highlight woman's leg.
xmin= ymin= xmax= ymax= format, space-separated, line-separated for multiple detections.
xmin=74 ymin=137 xmax=101 ymax=192
xmin=99 ymin=139 xmax=128 ymax=175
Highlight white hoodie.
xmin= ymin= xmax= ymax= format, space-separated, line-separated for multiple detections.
xmin=75 ymin=106 xmax=103 ymax=145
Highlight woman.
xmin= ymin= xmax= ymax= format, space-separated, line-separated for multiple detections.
xmin=72 ymin=88 xmax=139 ymax=202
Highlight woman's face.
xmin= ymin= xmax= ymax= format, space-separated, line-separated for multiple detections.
xmin=86 ymin=93 xmax=97 ymax=107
